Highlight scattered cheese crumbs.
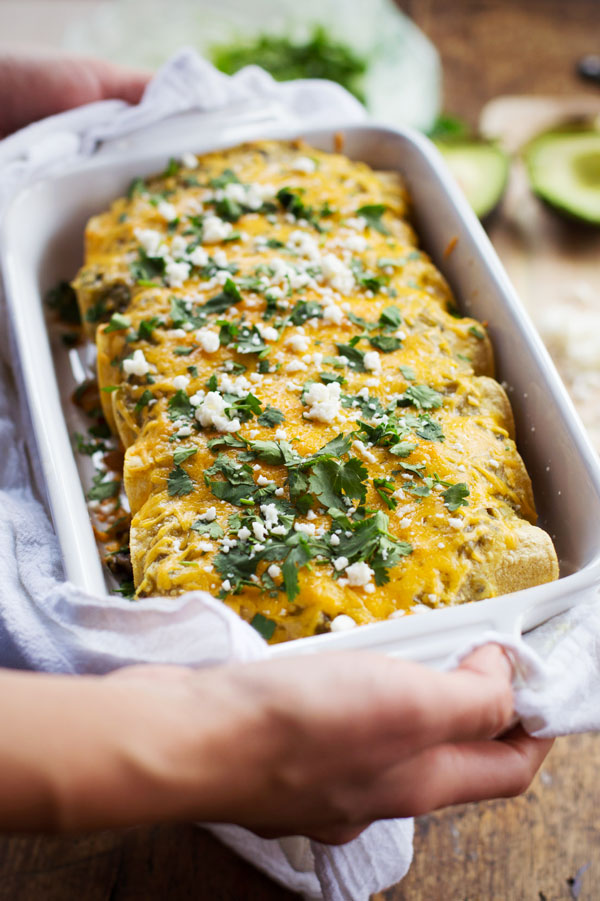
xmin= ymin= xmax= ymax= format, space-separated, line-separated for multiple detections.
xmin=252 ymin=521 xmax=267 ymax=541
xmin=322 ymin=303 xmax=344 ymax=325
xmin=173 ymin=375 xmax=190 ymax=391
xmin=294 ymin=522 xmax=316 ymax=535
xmin=181 ymin=152 xmax=198 ymax=169
xmin=197 ymin=506 xmax=217 ymax=523
xmin=290 ymin=155 xmax=317 ymax=174
xmin=202 ymin=215 xmax=233 ymax=243
xmin=188 ymin=245 xmax=209 ymax=267
xmin=345 ymin=562 xmax=375 ymax=587
xmin=222 ymin=579 xmax=232 ymax=591
xmin=447 ymin=517 xmax=463 ymax=529
xmin=134 ymin=228 xmax=165 ymax=258
xmin=123 ymin=349 xmax=150 ymax=377
xmin=333 ymin=556 xmax=349 ymax=572
xmin=320 ymin=253 xmax=355 ymax=295
xmin=352 ymin=439 xmax=377 ymax=464
xmin=157 ymin=200 xmax=177 ymax=222
xmin=237 ymin=526 xmax=251 ymax=540
xmin=330 ymin=614 xmax=357 ymax=632
xmin=267 ymin=564 xmax=282 ymax=580
xmin=330 ymin=533 xmax=341 ymax=547
xmin=285 ymin=359 xmax=308 ymax=373
xmin=286 ymin=334 xmax=310 ymax=353
xmin=195 ymin=391 xmax=240 ymax=432
xmin=256 ymin=475 xmax=272 ymax=487
xmin=165 ymin=259 xmax=191 ymax=287
xmin=303 ymin=381 xmax=342 ymax=423
xmin=363 ymin=350 xmax=382 ymax=373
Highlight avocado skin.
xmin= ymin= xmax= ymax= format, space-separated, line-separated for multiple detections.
xmin=523 ymin=128 xmax=600 ymax=227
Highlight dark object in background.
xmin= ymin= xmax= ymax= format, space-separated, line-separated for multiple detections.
xmin=577 ymin=54 xmax=600 ymax=85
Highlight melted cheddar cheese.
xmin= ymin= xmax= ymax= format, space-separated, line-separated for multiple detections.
xmin=73 ymin=140 xmax=558 ymax=643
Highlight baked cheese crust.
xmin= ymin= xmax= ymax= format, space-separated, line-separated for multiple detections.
xmin=73 ymin=139 xmax=558 ymax=642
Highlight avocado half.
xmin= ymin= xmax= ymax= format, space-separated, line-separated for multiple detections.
xmin=434 ymin=141 xmax=510 ymax=220
xmin=523 ymin=128 xmax=600 ymax=226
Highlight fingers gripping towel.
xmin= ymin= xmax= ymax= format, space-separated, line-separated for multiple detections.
xmin=0 ymin=48 xmax=599 ymax=901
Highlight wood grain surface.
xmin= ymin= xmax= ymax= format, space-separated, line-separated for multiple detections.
xmin=1 ymin=1 xmax=600 ymax=900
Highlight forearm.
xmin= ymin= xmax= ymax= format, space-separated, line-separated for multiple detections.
xmin=0 ymin=667 xmax=265 ymax=833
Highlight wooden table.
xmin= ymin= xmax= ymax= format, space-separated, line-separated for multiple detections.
xmin=2 ymin=1 xmax=600 ymax=899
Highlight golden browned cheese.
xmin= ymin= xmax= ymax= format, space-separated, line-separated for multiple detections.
xmin=73 ymin=140 xmax=558 ymax=643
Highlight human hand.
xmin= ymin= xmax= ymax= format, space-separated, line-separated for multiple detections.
xmin=0 ymin=645 xmax=551 ymax=839
xmin=95 ymin=644 xmax=551 ymax=843
xmin=0 ymin=49 xmax=151 ymax=137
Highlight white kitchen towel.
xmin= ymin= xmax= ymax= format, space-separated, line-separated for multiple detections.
xmin=0 ymin=46 xmax=599 ymax=901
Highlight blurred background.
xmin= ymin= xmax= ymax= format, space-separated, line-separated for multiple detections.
xmin=0 ymin=1 xmax=599 ymax=899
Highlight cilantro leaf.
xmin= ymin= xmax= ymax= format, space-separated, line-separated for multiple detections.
xmin=209 ymin=168 xmax=240 ymax=189
xmin=443 ymin=482 xmax=470 ymax=511
xmin=399 ymin=384 xmax=444 ymax=410
xmin=356 ymin=204 xmax=389 ymax=235
xmin=201 ymin=278 xmax=243 ymax=315
xmin=399 ymin=364 xmax=416 ymax=381
xmin=415 ymin=419 xmax=444 ymax=442
xmin=191 ymin=520 xmax=224 ymax=539
xmin=250 ymin=613 xmax=276 ymax=640
xmin=257 ymin=406 xmax=285 ymax=428
xmin=134 ymin=388 xmax=154 ymax=413
xmin=373 ymin=477 xmax=397 ymax=509
xmin=167 ymin=465 xmax=195 ymax=496
xmin=289 ymin=301 xmax=323 ymax=326
xmin=173 ymin=445 xmax=198 ymax=465
xmin=379 ymin=306 xmax=402 ymax=330
xmin=87 ymin=473 xmax=120 ymax=501
xmin=137 ymin=316 xmax=162 ymax=341
xmin=336 ymin=343 xmax=365 ymax=371
xmin=104 ymin=313 xmax=131 ymax=334
xmin=168 ymin=390 xmax=194 ymax=421
xmin=369 ymin=335 xmax=402 ymax=353
xmin=130 ymin=249 xmax=166 ymax=284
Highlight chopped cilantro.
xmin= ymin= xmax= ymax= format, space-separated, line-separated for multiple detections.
xmin=369 ymin=335 xmax=402 ymax=353
xmin=137 ymin=316 xmax=162 ymax=341
xmin=201 ymin=278 xmax=243 ymax=315
xmin=191 ymin=519 xmax=224 ymax=539
xmin=373 ymin=477 xmax=397 ymax=509
xmin=443 ymin=482 xmax=470 ymax=511
xmin=209 ymin=168 xmax=240 ymax=189
xmin=250 ymin=612 xmax=277 ymax=640
xmin=356 ymin=204 xmax=389 ymax=235
xmin=167 ymin=465 xmax=195 ymax=496
xmin=87 ymin=472 xmax=120 ymax=501
xmin=289 ymin=300 xmax=323 ymax=326
xmin=104 ymin=313 xmax=131 ymax=334
xmin=173 ymin=445 xmax=198 ymax=465
xmin=399 ymin=384 xmax=444 ymax=411
xmin=399 ymin=364 xmax=416 ymax=381
xmin=257 ymin=406 xmax=285 ymax=428
xmin=168 ymin=390 xmax=194 ymax=421
xmin=379 ymin=306 xmax=402 ymax=330
xmin=130 ymin=249 xmax=166 ymax=284
xmin=336 ymin=342 xmax=365 ymax=371
xmin=134 ymin=389 xmax=154 ymax=413
xmin=469 ymin=325 xmax=485 ymax=339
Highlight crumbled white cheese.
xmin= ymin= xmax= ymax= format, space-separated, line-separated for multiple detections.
xmin=256 ymin=475 xmax=272 ymax=486
xmin=322 ymin=303 xmax=344 ymax=325
xmin=294 ymin=522 xmax=316 ymax=535
xmin=170 ymin=235 xmax=188 ymax=258
xmin=197 ymin=506 xmax=217 ymax=523
xmin=218 ymin=373 xmax=251 ymax=397
xmin=352 ymin=439 xmax=377 ymax=464
xmin=333 ymin=556 xmax=349 ymax=572
xmin=165 ymin=259 xmax=191 ymax=287
xmin=285 ymin=359 xmax=308 ymax=373
xmin=261 ymin=503 xmax=279 ymax=529
xmin=173 ymin=375 xmax=190 ymax=391
xmin=330 ymin=614 xmax=357 ymax=632
xmin=345 ymin=561 xmax=374 ymax=587
xmin=343 ymin=233 xmax=368 ymax=253
xmin=320 ymin=253 xmax=355 ymax=295
xmin=202 ymin=215 xmax=233 ymax=243
xmin=123 ymin=349 xmax=150 ymax=377
xmin=222 ymin=579 xmax=232 ymax=591
xmin=195 ymin=391 xmax=240 ymax=432
xmin=181 ymin=152 xmax=198 ymax=169
xmin=290 ymin=156 xmax=317 ymax=173
xmin=303 ymin=381 xmax=342 ymax=423
xmin=363 ymin=350 xmax=382 ymax=373
xmin=188 ymin=245 xmax=209 ymax=267
xmin=256 ymin=323 xmax=279 ymax=342
xmin=287 ymin=229 xmax=321 ymax=261
xmin=238 ymin=526 xmax=251 ymax=541
xmin=267 ymin=563 xmax=282 ymax=580
xmin=157 ymin=200 xmax=177 ymax=222
xmin=252 ymin=521 xmax=267 ymax=541
xmin=286 ymin=334 xmax=310 ymax=353
xmin=195 ymin=329 xmax=220 ymax=354
xmin=134 ymin=228 xmax=166 ymax=258
xmin=330 ymin=533 xmax=341 ymax=547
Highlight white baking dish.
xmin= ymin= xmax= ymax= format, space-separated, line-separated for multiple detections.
xmin=2 ymin=114 xmax=600 ymax=665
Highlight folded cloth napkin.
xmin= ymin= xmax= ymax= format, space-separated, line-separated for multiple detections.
xmin=0 ymin=47 xmax=599 ymax=901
